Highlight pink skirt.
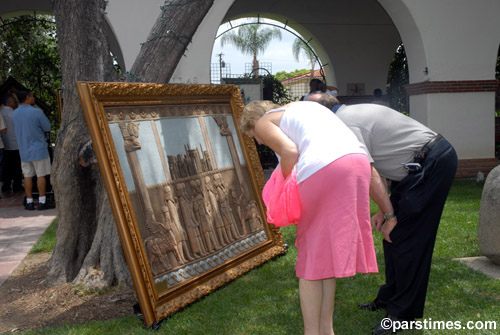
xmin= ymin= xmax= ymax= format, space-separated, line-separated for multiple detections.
xmin=295 ymin=153 xmax=378 ymax=280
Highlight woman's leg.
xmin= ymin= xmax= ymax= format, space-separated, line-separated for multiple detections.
xmin=320 ymin=278 xmax=336 ymax=335
xmin=299 ymin=278 xmax=336 ymax=335
xmin=299 ymin=278 xmax=322 ymax=335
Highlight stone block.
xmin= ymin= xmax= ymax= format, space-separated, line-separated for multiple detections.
xmin=478 ymin=165 xmax=500 ymax=265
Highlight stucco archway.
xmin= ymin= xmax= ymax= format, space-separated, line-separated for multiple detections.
xmin=213 ymin=15 xmax=335 ymax=86
xmin=3 ymin=0 xmax=500 ymax=175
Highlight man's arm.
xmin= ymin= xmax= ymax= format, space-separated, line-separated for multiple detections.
xmin=369 ymin=165 xmax=397 ymax=243
xmin=37 ymin=109 xmax=52 ymax=132
xmin=0 ymin=115 xmax=6 ymax=133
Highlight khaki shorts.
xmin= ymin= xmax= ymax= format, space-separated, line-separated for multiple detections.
xmin=21 ymin=157 xmax=52 ymax=177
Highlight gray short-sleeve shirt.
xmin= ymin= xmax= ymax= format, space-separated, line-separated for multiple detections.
xmin=336 ymin=104 xmax=436 ymax=181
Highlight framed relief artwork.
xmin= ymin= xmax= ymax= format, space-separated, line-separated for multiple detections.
xmin=76 ymin=82 xmax=286 ymax=327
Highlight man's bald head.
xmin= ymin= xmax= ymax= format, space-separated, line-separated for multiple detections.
xmin=306 ymin=93 xmax=339 ymax=110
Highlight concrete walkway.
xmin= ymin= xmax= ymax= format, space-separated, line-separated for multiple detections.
xmin=0 ymin=191 xmax=57 ymax=287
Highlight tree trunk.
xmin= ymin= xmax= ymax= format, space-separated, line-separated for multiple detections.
xmin=48 ymin=0 xmax=214 ymax=289
xmin=130 ymin=0 xmax=214 ymax=83
xmin=252 ymin=53 xmax=259 ymax=77
xmin=48 ymin=0 xmax=127 ymax=287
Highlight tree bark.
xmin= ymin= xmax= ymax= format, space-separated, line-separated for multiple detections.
xmin=48 ymin=0 xmax=214 ymax=289
xmin=48 ymin=0 xmax=126 ymax=287
xmin=130 ymin=0 xmax=214 ymax=83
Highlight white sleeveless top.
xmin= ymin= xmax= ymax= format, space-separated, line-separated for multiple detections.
xmin=268 ymin=101 xmax=367 ymax=183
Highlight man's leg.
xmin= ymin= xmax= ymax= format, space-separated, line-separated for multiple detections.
xmin=21 ymin=161 xmax=35 ymax=210
xmin=23 ymin=176 xmax=34 ymax=210
xmin=387 ymin=140 xmax=457 ymax=319
xmin=33 ymin=157 xmax=54 ymax=210
xmin=11 ymin=150 xmax=23 ymax=192
xmin=0 ymin=148 xmax=4 ymax=189
xmin=359 ymin=181 xmax=402 ymax=312
xmin=377 ymin=140 xmax=458 ymax=320
xmin=2 ymin=150 xmax=12 ymax=191
xmin=37 ymin=175 xmax=46 ymax=198
xmin=24 ymin=176 xmax=33 ymax=198
xmin=375 ymin=239 xmax=396 ymax=304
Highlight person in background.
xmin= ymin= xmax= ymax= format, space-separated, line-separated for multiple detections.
xmin=372 ymin=88 xmax=390 ymax=107
xmin=12 ymin=90 xmax=54 ymax=210
xmin=240 ymin=100 xmax=378 ymax=335
xmin=0 ymin=94 xmax=23 ymax=193
xmin=307 ymin=93 xmax=457 ymax=335
xmin=303 ymin=78 xmax=337 ymax=101
xmin=0 ymin=112 xmax=6 ymax=194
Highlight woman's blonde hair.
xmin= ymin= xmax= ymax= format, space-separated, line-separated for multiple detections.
xmin=239 ymin=100 xmax=281 ymax=136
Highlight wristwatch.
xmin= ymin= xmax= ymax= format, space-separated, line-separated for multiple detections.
xmin=383 ymin=211 xmax=396 ymax=220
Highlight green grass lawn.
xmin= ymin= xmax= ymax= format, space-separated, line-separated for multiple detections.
xmin=23 ymin=180 xmax=499 ymax=335
xmin=29 ymin=218 xmax=57 ymax=254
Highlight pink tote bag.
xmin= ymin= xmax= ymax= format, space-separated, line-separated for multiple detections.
xmin=262 ymin=165 xmax=301 ymax=227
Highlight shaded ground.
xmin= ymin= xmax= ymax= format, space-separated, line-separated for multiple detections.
xmin=0 ymin=252 xmax=137 ymax=333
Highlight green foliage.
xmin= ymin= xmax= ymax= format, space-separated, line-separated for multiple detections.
xmin=254 ymin=143 xmax=278 ymax=169
xmin=220 ymin=23 xmax=282 ymax=57
xmin=261 ymin=74 xmax=293 ymax=105
xmin=22 ymin=180 xmax=500 ymax=334
xmin=274 ymin=69 xmax=310 ymax=82
xmin=255 ymin=73 xmax=293 ymax=168
xmin=387 ymin=43 xmax=409 ymax=113
xmin=0 ymin=14 xmax=61 ymax=117
xmin=292 ymin=38 xmax=317 ymax=73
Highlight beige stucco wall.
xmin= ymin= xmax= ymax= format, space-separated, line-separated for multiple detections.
xmin=381 ymin=0 xmax=500 ymax=158
xmin=410 ymin=93 xmax=496 ymax=158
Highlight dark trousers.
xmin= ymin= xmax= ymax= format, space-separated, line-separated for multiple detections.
xmin=376 ymin=138 xmax=458 ymax=319
xmin=0 ymin=148 xmax=3 ymax=183
xmin=2 ymin=149 xmax=23 ymax=191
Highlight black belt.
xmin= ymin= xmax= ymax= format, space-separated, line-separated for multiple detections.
xmin=413 ymin=134 xmax=443 ymax=163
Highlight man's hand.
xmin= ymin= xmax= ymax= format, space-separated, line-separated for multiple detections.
xmin=371 ymin=211 xmax=385 ymax=231
xmin=371 ymin=211 xmax=397 ymax=243
xmin=381 ymin=217 xmax=397 ymax=243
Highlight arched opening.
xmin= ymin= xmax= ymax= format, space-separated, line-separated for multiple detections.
xmin=211 ymin=16 xmax=331 ymax=101
xmin=213 ymin=17 xmax=325 ymax=78
xmin=387 ymin=43 xmax=409 ymax=113
xmin=211 ymin=14 xmax=410 ymax=112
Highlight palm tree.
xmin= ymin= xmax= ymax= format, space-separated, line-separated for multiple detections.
xmin=292 ymin=38 xmax=317 ymax=77
xmin=220 ymin=23 xmax=282 ymax=76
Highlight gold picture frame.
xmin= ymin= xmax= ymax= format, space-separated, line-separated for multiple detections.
xmin=76 ymin=82 xmax=286 ymax=327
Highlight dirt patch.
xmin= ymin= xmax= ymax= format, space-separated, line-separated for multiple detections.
xmin=0 ymin=252 xmax=137 ymax=333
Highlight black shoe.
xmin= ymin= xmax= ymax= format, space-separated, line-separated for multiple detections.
xmin=372 ymin=315 xmax=414 ymax=335
xmin=38 ymin=202 xmax=55 ymax=210
xmin=25 ymin=202 xmax=35 ymax=210
xmin=1 ymin=186 xmax=11 ymax=193
xmin=359 ymin=298 xmax=387 ymax=311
